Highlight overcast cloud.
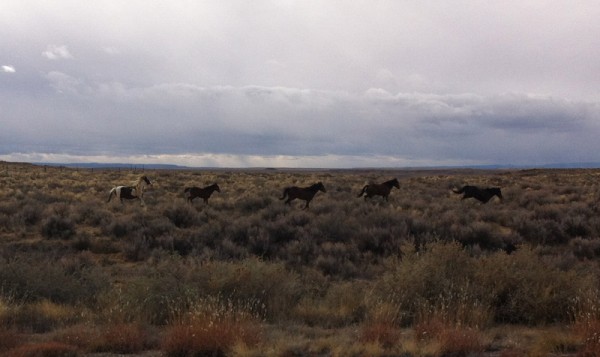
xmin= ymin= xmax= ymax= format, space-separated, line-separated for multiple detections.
xmin=2 ymin=1 xmax=600 ymax=167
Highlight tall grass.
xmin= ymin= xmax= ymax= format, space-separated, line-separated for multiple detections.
xmin=161 ymin=296 xmax=263 ymax=357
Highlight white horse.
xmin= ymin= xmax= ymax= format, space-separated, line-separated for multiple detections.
xmin=107 ymin=175 xmax=153 ymax=206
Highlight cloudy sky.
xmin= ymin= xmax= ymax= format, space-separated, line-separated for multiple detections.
xmin=2 ymin=1 xmax=600 ymax=168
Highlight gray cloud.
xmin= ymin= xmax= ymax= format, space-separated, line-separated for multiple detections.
xmin=42 ymin=45 xmax=73 ymax=60
xmin=3 ymin=77 xmax=599 ymax=166
xmin=1 ymin=1 xmax=600 ymax=167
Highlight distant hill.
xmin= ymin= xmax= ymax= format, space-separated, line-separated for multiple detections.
xmin=33 ymin=162 xmax=193 ymax=170
xmin=5 ymin=160 xmax=600 ymax=170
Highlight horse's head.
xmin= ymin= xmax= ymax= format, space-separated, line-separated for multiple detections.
xmin=316 ymin=182 xmax=326 ymax=192
xmin=213 ymin=183 xmax=221 ymax=192
xmin=492 ymin=187 xmax=503 ymax=201
xmin=141 ymin=175 xmax=152 ymax=186
xmin=391 ymin=178 xmax=400 ymax=189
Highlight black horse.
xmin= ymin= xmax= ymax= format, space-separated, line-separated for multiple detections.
xmin=280 ymin=182 xmax=326 ymax=209
xmin=357 ymin=178 xmax=400 ymax=201
xmin=453 ymin=185 xmax=503 ymax=204
xmin=184 ymin=183 xmax=220 ymax=204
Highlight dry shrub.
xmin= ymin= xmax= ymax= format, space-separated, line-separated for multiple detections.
xmin=103 ymin=216 xmax=142 ymax=238
xmin=293 ymin=281 xmax=367 ymax=327
xmin=413 ymin=317 xmax=446 ymax=342
xmin=0 ymin=254 xmax=109 ymax=305
xmin=40 ymin=215 xmax=76 ymax=240
xmin=414 ymin=318 xmax=485 ymax=356
xmin=0 ymin=327 xmax=22 ymax=352
xmin=575 ymin=318 xmax=600 ymax=356
xmin=198 ymin=258 xmax=304 ymax=322
xmin=571 ymin=237 xmax=600 ymax=260
xmin=163 ymin=204 xmax=198 ymax=228
xmin=162 ymin=321 xmax=260 ymax=357
xmin=477 ymin=246 xmax=594 ymax=324
xmin=51 ymin=324 xmax=99 ymax=351
xmin=17 ymin=202 xmax=43 ymax=226
xmin=437 ymin=326 xmax=485 ymax=356
xmin=499 ymin=349 xmax=526 ymax=357
xmin=102 ymin=257 xmax=301 ymax=325
xmin=161 ymin=298 xmax=262 ymax=357
xmin=0 ymin=300 xmax=80 ymax=333
xmin=92 ymin=323 xmax=151 ymax=354
xmin=100 ymin=276 xmax=195 ymax=326
xmin=359 ymin=321 xmax=400 ymax=348
xmin=573 ymin=291 xmax=600 ymax=356
xmin=6 ymin=341 xmax=78 ymax=357
xmin=373 ymin=241 xmax=490 ymax=327
xmin=527 ymin=330 xmax=581 ymax=357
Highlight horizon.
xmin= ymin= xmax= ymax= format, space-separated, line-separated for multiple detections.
xmin=4 ymin=158 xmax=600 ymax=171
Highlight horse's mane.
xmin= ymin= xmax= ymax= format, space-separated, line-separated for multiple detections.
xmin=383 ymin=178 xmax=399 ymax=186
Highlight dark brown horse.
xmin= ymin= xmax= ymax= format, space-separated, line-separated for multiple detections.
xmin=453 ymin=185 xmax=503 ymax=204
xmin=280 ymin=182 xmax=326 ymax=209
xmin=184 ymin=183 xmax=220 ymax=204
xmin=357 ymin=178 xmax=400 ymax=201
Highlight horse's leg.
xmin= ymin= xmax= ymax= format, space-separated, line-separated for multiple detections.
xmin=203 ymin=197 xmax=209 ymax=204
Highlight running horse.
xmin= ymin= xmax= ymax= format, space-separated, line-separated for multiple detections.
xmin=184 ymin=183 xmax=220 ymax=204
xmin=107 ymin=175 xmax=153 ymax=206
xmin=280 ymin=182 xmax=326 ymax=209
xmin=453 ymin=185 xmax=503 ymax=204
xmin=357 ymin=178 xmax=400 ymax=201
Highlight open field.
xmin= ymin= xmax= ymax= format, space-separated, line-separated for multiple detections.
xmin=2 ymin=161 xmax=600 ymax=356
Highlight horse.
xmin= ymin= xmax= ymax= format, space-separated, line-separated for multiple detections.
xmin=107 ymin=175 xmax=153 ymax=206
xmin=184 ymin=183 xmax=220 ymax=204
xmin=280 ymin=182 xmax=326 ymax=209
xmin=453 ymin=185 xmax=503 ymax=204
xmin=357 ymin=178 xmax=400 ymax=201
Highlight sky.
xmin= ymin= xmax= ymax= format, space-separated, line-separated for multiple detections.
xmin=2 ymin=1 xmax=600 ymax=168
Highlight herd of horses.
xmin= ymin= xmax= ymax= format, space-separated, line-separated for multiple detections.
xmin=107 ymin=175 xmax=503 ymax=209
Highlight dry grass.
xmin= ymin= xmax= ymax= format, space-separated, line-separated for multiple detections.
xmin=3 ymin=162 xmax=600 ymax=355
xmin=161 ymin=297 xmax=263 ymax=357
xmin=5 ymin=341 xmax=79 ymax=357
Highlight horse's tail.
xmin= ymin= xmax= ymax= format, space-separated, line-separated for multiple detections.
xmin=357 ymin=185 xmax=369 ymax=197
xmin=280 ymin=187 xmax=290 ymax=200
xmin=452 ymin=186 xmax=465 ymax=194
xmin=107 ymin=187 xmax=117 ymax=202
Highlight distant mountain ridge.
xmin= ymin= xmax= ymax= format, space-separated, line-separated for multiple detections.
xmin=27 ymin=161 xmax=600 ymax=170
xmin=33 ymin=162 xmax=192 ymax=170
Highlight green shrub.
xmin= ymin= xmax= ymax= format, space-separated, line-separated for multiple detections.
xmin=163 ymin=204 xmax=198 ymax=228
xmin=476 ymin=246 xmax=594 ymax=324
xmin=372 ymin=241 xmax=489 ymax=326
xmin=41 ymin=215 xmax=76 ymax=240
xmin=0 ymin=255 xmax=109 ymax=305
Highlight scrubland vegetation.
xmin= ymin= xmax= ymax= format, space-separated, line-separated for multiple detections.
xmin=2 ymin=161 xmax=600 ymax=356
